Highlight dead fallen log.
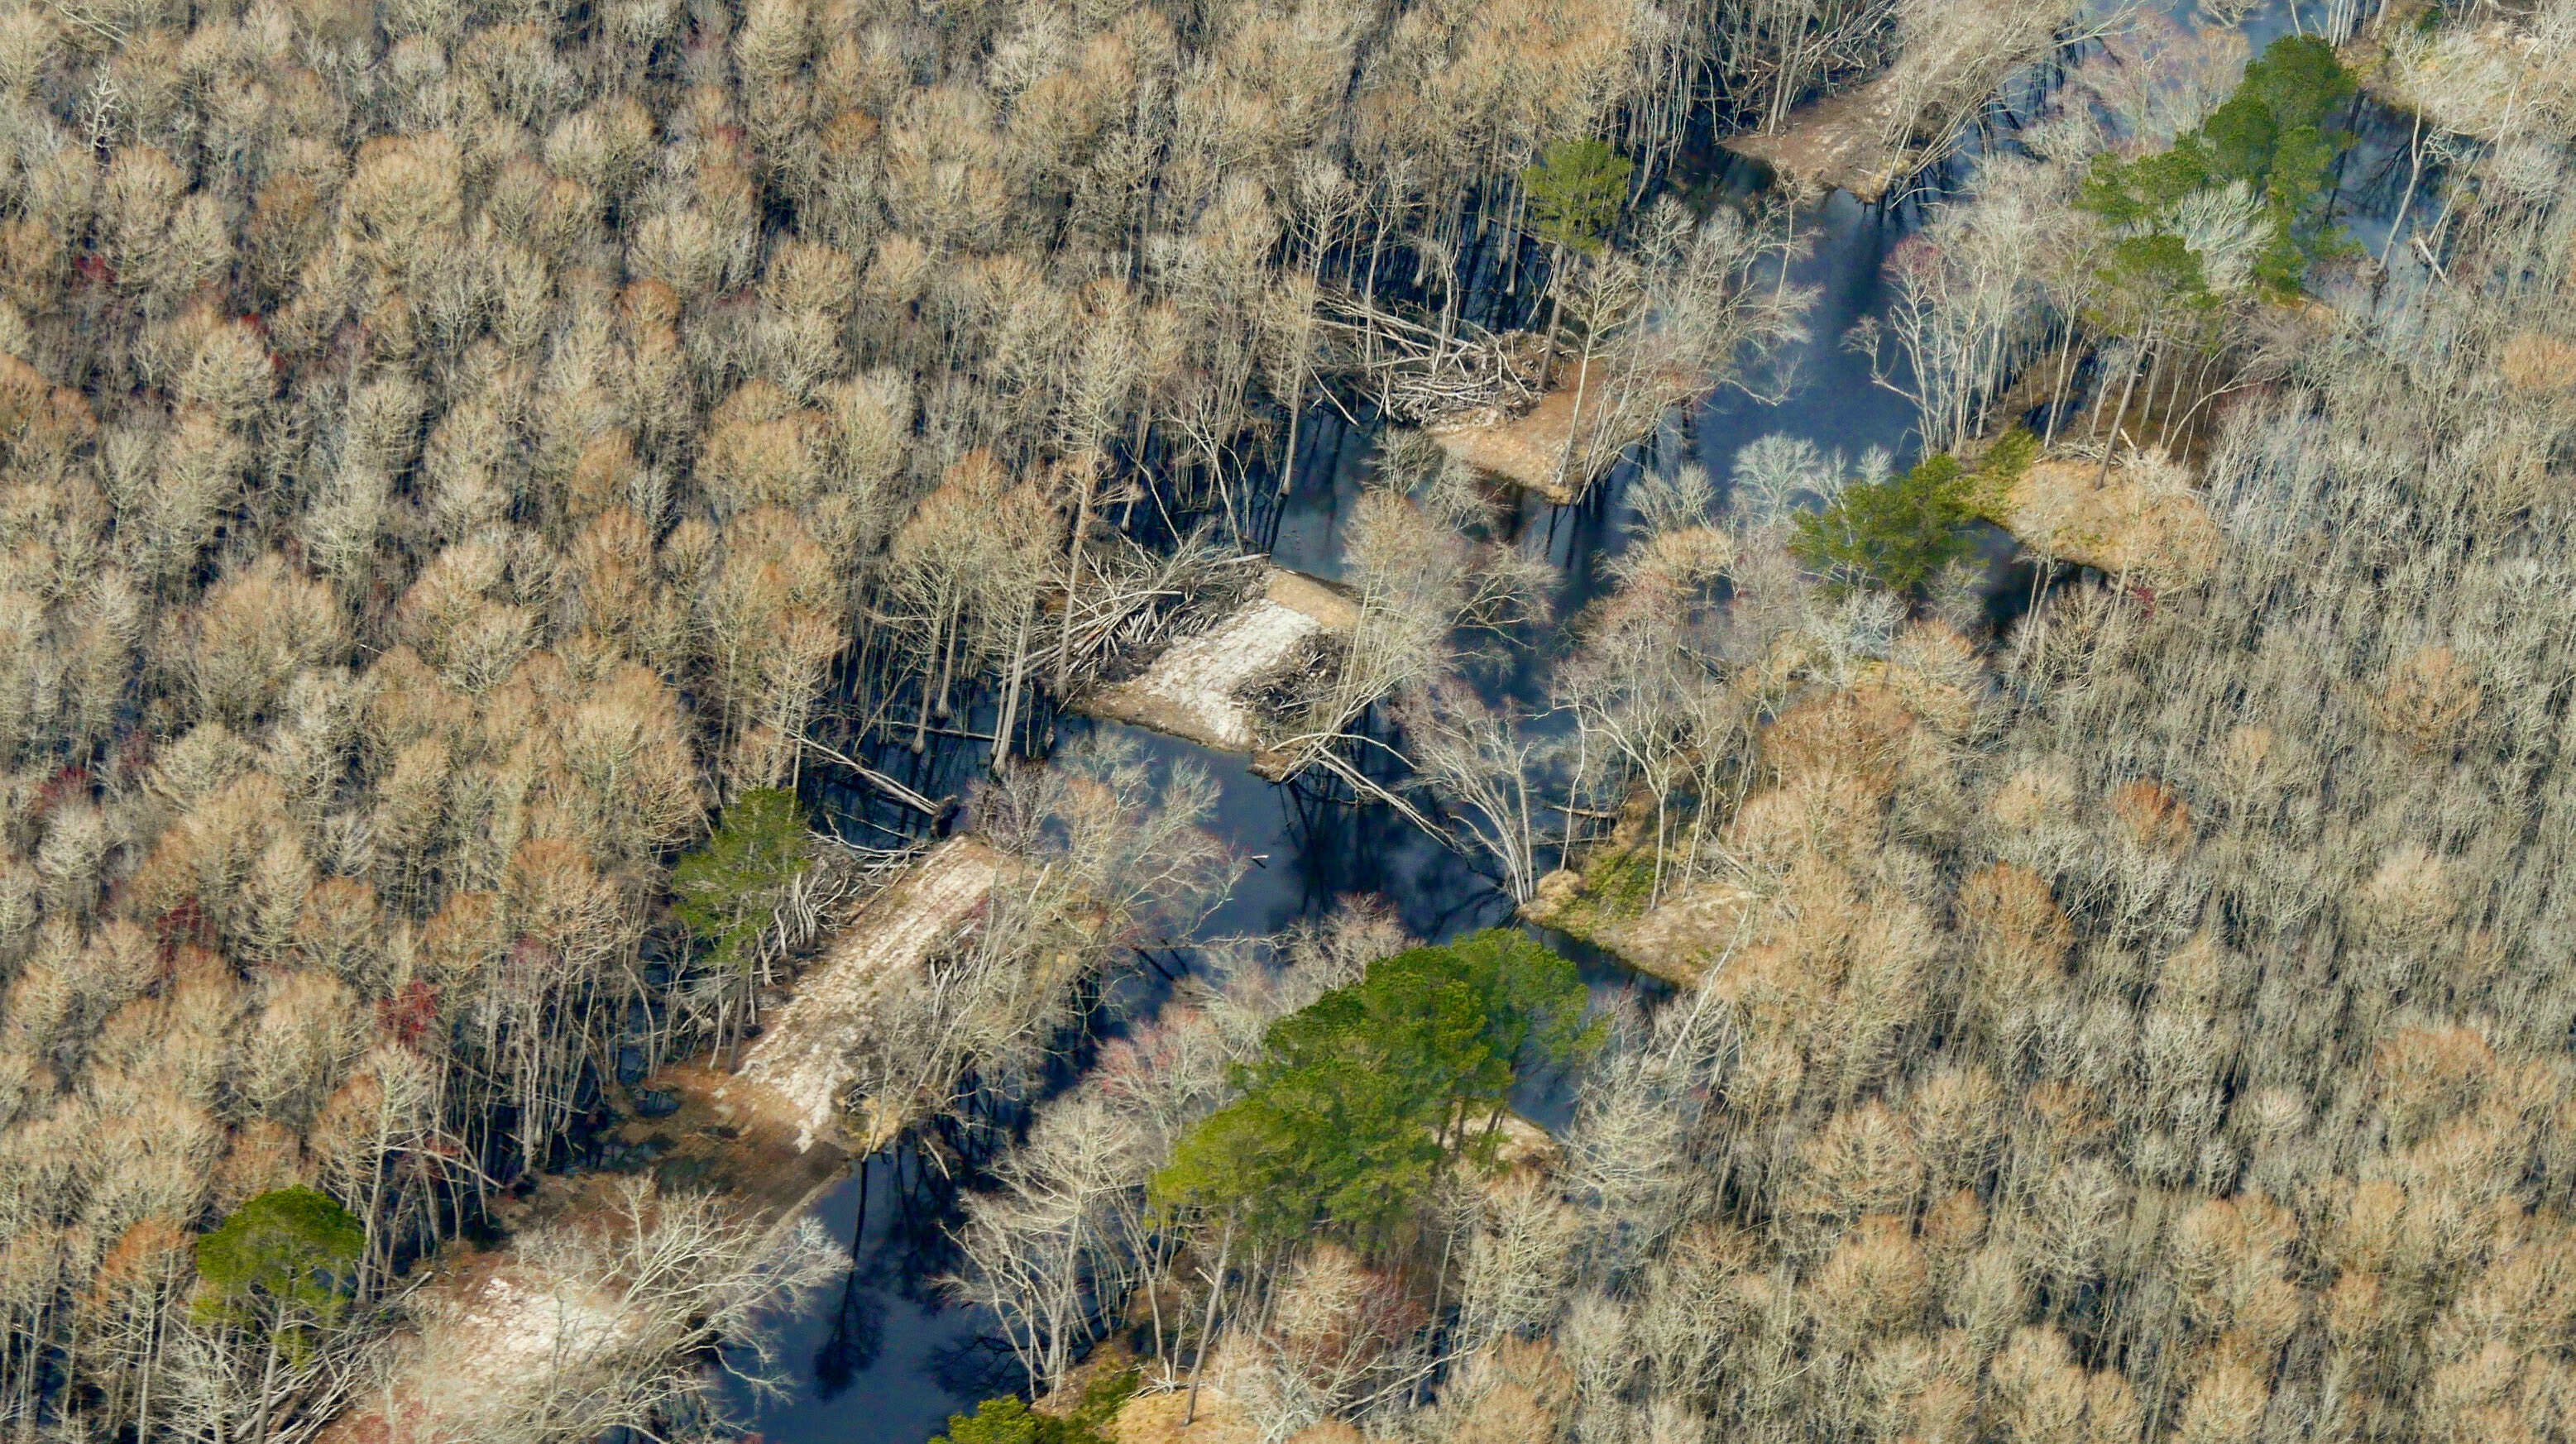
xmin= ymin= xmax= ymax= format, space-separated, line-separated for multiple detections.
xmin=725 ymin=838 xmax=1004 ymax=1155
xmin=1313 ymin=288 xmax=1549 ymax=424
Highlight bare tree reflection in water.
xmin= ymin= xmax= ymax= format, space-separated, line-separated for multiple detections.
xmin=811 ymin=1269 xmax=886 ymax=1401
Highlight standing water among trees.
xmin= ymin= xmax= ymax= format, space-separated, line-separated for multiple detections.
xmin=1 ymin=0 xmax=2569 ymax=1440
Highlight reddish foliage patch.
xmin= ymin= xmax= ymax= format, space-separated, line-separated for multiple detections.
xmin=108 ymin=732 xmax=155 ymax=788
xmin=378 ymin=979 xmax=442 ymax=1048
xmin=155 ymin=897 xmax=213 ymax=963
xmin=31 ymin=763 xmax=89 ymax=819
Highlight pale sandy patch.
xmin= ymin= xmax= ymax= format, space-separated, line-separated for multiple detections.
xmin=730 ymin=839 xmax=1002 ymax=1152
xmin=1082 ymin=568 xmax=1357 ymax=757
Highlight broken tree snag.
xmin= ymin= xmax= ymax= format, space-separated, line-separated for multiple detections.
xmin=725 ymin=836 xmax=1003 ymax=1154
xmin=1426 ymin=356 xmax=1703 ymax=504
xmin=1078 ymin=567 xmax=1361 ymax=773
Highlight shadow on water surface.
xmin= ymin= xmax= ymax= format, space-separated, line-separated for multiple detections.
xmin=725 ymin=1149 xmax=1023 ymax=1444
xmin=1695 ymin=185 xmax=1924 ymax=490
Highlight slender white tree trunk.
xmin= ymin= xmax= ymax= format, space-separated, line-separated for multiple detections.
xmin=1185 ymin=1218 xmax=1235 ymax=1427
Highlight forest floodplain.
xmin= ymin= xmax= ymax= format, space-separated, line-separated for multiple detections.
xmin=3 ymin=0 xmax=2574 ymax=1442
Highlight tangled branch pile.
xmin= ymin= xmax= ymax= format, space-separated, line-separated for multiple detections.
xmin=1314 ymin=293 xmax=1552 ymax=426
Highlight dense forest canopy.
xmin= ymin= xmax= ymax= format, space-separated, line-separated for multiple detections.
xmin=2 ymin=0 xmax=2574 ymax=1438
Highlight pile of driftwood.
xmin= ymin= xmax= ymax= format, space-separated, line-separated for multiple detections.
xmin=1075 ymin=567 xmax=1362 ymax=777
xmin=1314 ymin=288 xmax=1701 ymax=504
xmin=1314 ymin=289 xmax=1551 ymax=427
xmin=1055 ymin=537 xmax=1270 ymax=691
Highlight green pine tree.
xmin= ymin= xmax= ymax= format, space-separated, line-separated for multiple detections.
xmin=2076 ymin=35 xmax=2355 ymax=301
xmin=1521 ymin=138 xmax=1633 ymax=259
xmin=931 ymin=1369 xmax=1139 ymax=1444
xmin=1151 ymin=930 xmax=1593 ymax=1246
xmin=1521 ymin=138 xmax=1636 ymax=380
xmin=194 ymin=1186 xmax=366 ymax=1336
xmin=1789 ymin=454 xmax=1980 ymax=599
xmin=670 ymin=787 xmax=812 ymax=971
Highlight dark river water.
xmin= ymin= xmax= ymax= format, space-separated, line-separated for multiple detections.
xmin=727 ymin=3 xmax=2425 ymax=1432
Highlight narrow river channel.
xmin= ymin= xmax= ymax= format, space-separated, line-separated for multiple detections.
xmin=724 ymin=2 xmax=2429 ymax=1431
xmin=721 ymin=162 xmax=1931 ymax=1442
